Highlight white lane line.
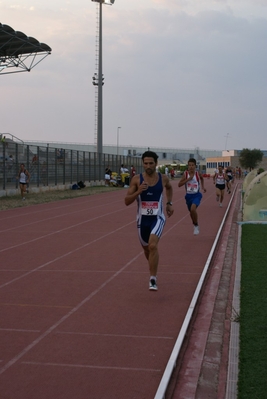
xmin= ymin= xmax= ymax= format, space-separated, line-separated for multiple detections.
xmin=0 ymin=184 xmax=186 ymax=235
xmin=0 ymin=252 xmax=143 ymax=375
xmin=56 ymin=331 xmax=173 ymax=340
xmin=0 ymin=181 xmax=228 ymax=376
xmin=0 ymin=220 xmax=134 ymax=289
xmin=0 ymin=193 xmax=218 ymax=289
xmin=0 ymin=207 xmax=128 ymax=254
xmin=0 ymin=269 xmax=124 ymax=273
xmin=0 ymin=328 xmax=40 ymax=333
xmin=0 ymin=302 xmax=72 ymax=309
xmin=0 ymin=196 xmax=122 ymax=223
xmin=0 ymin=270 xmax=200 ymax=279
xmin=0 ymin=199 xmax=122 ymax=233
xmin=22 ymin=361 xmax=161 ymax=373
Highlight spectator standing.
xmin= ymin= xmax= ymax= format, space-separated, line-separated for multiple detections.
xmin=32 ymin=154 xmax=38 ymax=164
xmin=120 ymin=164 xmax=129 ymax=173
xmin=165 ymin=166 xmax=169 ymax=177
xmin=1 ymin=135 xmax=8 ymax=148
xmin=105 ymin=166 xmax=112 ymax=186
xmin=17 ymin=163 xmax=30 ymax=200
xmin=130 ymin=165 xmax=136 ymax=179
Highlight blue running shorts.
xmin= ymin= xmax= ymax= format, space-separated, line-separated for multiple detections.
xmin=185 ymin=192 xmax=203 ymax=212
xmin=137 ymin=215 xmax=165 ymax=246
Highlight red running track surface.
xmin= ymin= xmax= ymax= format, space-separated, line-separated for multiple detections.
xmin=0 ymin=178 xmax=234 ymax=399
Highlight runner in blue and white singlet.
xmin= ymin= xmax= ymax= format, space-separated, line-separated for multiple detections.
xmin=137 ymin=173 xmax=165 ymax=246
xmin=125 ymin=151 xmax=174 ymax=291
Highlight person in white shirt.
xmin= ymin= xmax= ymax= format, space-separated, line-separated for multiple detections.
xmin=120 ymin=164 xmax=128 ymax=174
xmin=165 ymin=166 xmax=169 ymax=177
xmin=213 ymin=165 xmax=229 ymax=207
xmin=17 ymin=163 xmax=30 ymax=200
xmin=178 ymin=158 xmax=206 ymax=235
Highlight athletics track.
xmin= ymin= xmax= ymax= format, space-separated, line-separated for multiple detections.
xmin=0 ymin=178 xmax=238 ymax=399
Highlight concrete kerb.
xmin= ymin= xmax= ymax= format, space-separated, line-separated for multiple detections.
xmin=154 ymin=185 xmax=239 ymax=399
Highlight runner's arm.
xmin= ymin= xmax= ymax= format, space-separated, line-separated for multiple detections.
xmin=163 ymin=175 xmax=173 ymax=203
xmin=199 ymin=172 xmax=207 ymax=193
xmin=124 ymin=175 xmax=146 ymax=206
xmin=163 ymin=176 xmax=174 ymax=217
xmin=178 ymin=173 xmax=191 ymax=187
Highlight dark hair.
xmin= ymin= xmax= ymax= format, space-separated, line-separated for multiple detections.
xmin=188 ymin=158 xmax=196 ymax=165
xmin=142 ymin=151 xmax=158 ymax=163
xmin=218 ymin=164 xmax=223 ymax=168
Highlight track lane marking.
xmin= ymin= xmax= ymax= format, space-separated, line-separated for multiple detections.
xmin=0 ymin=303 xmax=73 ymax=309
xmin=56 ymin=331 xmax=174 ymax=340
xmin=22 ymin=361 xmax=161 ymax=372
xmin=0 ymin=252 xmax=144 ymax=375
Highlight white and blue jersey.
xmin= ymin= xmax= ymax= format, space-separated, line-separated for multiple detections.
xmin=136 ymin=173 xmax=166 ymax=246
xmin=184 ymin=171 xmax=202 ymax=211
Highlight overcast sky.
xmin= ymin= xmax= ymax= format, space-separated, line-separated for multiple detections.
xmin=1 ymin=0 xmax=267 ymax=151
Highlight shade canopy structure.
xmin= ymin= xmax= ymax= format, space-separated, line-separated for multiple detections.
xmin=0 ymin=23 xmax=52 ymax=75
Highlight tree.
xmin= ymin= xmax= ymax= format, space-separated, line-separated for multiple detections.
xmin=239 ymin=148 xmax=264 ymax=171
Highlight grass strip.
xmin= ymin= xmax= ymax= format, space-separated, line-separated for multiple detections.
xmin=238 ymin=224 xmax=267 ymax=398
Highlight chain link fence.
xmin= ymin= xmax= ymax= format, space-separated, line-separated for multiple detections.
xmin=0 ymin=142 xmax=142 ymax=192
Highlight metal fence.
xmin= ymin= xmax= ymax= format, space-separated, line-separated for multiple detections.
xmin=0 ymin=142 xmax=143 ymax=191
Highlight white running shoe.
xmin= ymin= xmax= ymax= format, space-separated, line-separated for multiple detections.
xmin=193 ymin=225 xmax=199 ymax=235
xmin=149 ymin=278 xmax=158 ymax=291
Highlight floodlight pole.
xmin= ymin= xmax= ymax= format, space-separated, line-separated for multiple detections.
xmin=97 ymin=0 xmax=103 ymax=155
xmin=92 ymin=0 xmax=115 ymax=155
xmin=117 ymin=127 xmax=121 ymax=156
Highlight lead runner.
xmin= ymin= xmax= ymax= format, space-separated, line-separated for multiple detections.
xmin=124 ymin=151 xmax=174 ymax=291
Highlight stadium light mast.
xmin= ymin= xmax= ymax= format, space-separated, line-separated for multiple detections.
xmin=92 ymin=0 xmax=115 ymax=155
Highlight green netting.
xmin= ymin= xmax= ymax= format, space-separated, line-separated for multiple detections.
xmin=243 ymin=171 xmax=267 ymax=221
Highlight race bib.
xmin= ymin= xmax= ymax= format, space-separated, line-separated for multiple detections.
xmin=141 ymin=201 xmax=159 ymax=215
xmin=187 ymin=182 xmax=198 ymax=193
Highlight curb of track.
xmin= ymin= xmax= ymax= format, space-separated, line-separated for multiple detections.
xmin=154 ymin=184 xmax=239 ymax=399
